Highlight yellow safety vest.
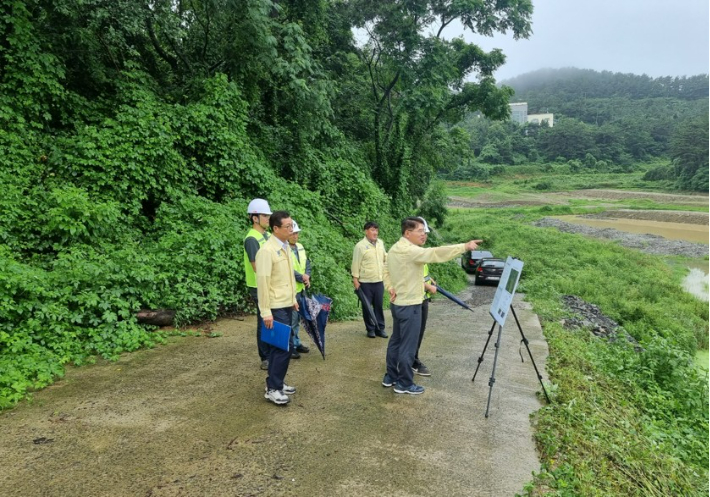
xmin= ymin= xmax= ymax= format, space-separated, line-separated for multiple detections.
xmin=244 ymin=228 xmax=268 ymax=288
xmin=291 ymin=242 xmax=307 ymax=293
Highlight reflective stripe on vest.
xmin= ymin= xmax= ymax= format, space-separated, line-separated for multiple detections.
xmin=291 ymin=243 xmax=307 ymax=293
xmin=244 ymin=228 xmax=268 ymax=288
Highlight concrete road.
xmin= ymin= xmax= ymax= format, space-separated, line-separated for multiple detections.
xmin=0 ymin=284 xmax=548 ymax=496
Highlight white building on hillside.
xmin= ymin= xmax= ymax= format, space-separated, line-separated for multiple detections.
xmin=527 ymin=113 xmax=554 ymax=127
xmin=509 ymin=102 xmax=528 ymax=125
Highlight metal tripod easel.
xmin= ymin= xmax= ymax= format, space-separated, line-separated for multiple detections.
xmin=472 ymin=305 xmax=550 ymax=418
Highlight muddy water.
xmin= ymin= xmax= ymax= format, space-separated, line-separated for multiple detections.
xmin=683 ymin=268 xmax=709 ymax=302
xmin=554 ymin=215 xmax=709 ymax=244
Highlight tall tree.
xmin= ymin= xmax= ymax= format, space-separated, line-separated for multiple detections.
xmin=349 ymin=0 xmax=532 ymax=211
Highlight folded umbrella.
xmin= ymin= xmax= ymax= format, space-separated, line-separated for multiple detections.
xmin=297 ymin=293 xmax=330 ymax=359
xmin=434 ymin=285 xmax=474 ymax=312
xmin=354 ymin=287 xmax=383 ymax=334
xmin=312 ymin=293 xmax=332 ymax=356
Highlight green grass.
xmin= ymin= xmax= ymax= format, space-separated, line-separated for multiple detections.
xmin=441 ymin=208 xmax=709 ymax=496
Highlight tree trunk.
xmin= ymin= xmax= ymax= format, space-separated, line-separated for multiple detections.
xmin=136 ymin=309 xmax=176 ymax=327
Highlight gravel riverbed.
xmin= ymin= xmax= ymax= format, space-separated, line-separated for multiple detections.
xmin=532 ymin=217 xmax=708 ymax=258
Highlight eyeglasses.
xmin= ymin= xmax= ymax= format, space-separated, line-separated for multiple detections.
xmin=278 ymin=224 xmax=294 ymax=230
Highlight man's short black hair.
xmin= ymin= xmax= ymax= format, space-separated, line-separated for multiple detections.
xmin=364 ymin=221 xmax=379 ymax=230
xmin=270 ymin=210 xmax=291 ymax=229
xmin=401 ymin=217 xmax=423 ymax=235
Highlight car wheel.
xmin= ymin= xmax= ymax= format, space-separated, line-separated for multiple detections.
xmin=474 ymin=276 xmax=480 ymax=285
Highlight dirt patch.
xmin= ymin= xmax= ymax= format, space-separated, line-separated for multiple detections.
xmin=550 ymin=189 xmax=708 ymax=206
xmin=448 ymin=196 xmax=551 ymax=209
xmin=581 ymin=209 xmax=708 ymax=225
xmin=448 ymin=189 xmax=709 ymax=210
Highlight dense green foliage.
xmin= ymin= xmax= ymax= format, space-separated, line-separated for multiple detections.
xmin=0 ymin=0 xmax=526 ymax=407
xmin=439 ymin=68 xmax=709 ymax=192
xmin=442 ymin=207 xmax=708 ymax=496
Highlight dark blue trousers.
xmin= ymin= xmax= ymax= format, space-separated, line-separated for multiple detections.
xmin=413 ymin=298 xmax=429 ymax=369
xmin=360 ymin=281 xmax=385 ymax=332
xmin=386 ymin=304 xmax=422 ymax=388
xmin=265 ymin=306 xmax=293 ymax=391
xmin=249 ymin=287 xmax=269 ymax=361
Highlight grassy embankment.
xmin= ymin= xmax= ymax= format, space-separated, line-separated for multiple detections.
xmin=440 ymin=173 xmax=708 ymax=496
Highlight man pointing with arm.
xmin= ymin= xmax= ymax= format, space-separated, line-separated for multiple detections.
xmin=382 ymin=217 xmax=482 ymax=395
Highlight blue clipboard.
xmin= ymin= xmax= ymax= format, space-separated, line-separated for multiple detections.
xmin=261 ymin=320 xmax=291 ymax=351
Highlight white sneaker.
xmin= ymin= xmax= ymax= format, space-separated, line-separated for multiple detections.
xmin=264 ymin=389 xmax=290 ymax=405
xmin=264 ymin=385 xmax=297 ymax=395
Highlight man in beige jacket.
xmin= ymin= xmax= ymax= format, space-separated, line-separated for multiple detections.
xmin=351 ymin=221 xmax=388 ymax=338
xmin=382 ymin=217 xmax=481 ymax=395
xmin=256 ymin=211 xmax=299 ymax=405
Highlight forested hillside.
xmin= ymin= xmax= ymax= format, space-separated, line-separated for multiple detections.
xmin=442 ymin=68 xmax=709 ymax=191
xmin=0 ymin=0 xmax=533 ymax=407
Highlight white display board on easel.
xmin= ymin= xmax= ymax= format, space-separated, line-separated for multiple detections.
xmin=489 ymin=256 xmax=524 ymax=327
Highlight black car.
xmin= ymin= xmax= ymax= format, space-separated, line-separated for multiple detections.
xmin=474 ymin=258 xmax=505 ymax=285
xmin=461 ymin=250 xmax=493 ymax=274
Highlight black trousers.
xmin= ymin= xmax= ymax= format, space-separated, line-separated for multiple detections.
xmin=360 ymin=281 xmax=385 ymax=332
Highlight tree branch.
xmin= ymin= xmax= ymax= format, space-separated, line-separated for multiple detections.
xmin=145 ymin=14 xmax=179 ymax=73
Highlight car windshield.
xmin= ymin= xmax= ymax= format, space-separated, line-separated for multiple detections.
xmin=482 ymin=261 xmax=505 ymax=268
xmin=470 ymin=251 xmax=492 ymax=259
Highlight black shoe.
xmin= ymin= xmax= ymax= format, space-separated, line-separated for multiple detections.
xmin=291 ymin=350 xmax=301 ymax=359
xmin=367 ymin=330 xmax=376 ymax=338
xmin=412 ymin=364 xmax=431 ymax=376
xmin=296 ymin=344 xmax=310 ymax=353
xmin=375 ymin=330 xmax=388 ymax=338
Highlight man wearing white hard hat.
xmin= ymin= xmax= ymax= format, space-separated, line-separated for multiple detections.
xmin=244 ymin=198 xmax=273 ymax=370
xmin=288 ymin=220 xmax=311 ymax=359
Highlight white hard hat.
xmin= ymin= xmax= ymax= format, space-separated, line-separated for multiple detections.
xmin=417 ymin=217 xmax=430 ymax=233
xmin=292 ymin=220 xmax=301 ymax=233
xmin=247 ymin=198 xmax=272 ymax=215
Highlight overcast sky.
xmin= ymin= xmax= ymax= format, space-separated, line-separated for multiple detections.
xmin=451 ymin=0 xmax=709 ymax=82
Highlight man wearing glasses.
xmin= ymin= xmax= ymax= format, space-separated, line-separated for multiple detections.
xmin=382 ymin=217 xmax=482 ymax=395
xmin=256 ymin=211 xmax=299 ymax=405
xmin=244 ymin=198 xmax=273 ymax=370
